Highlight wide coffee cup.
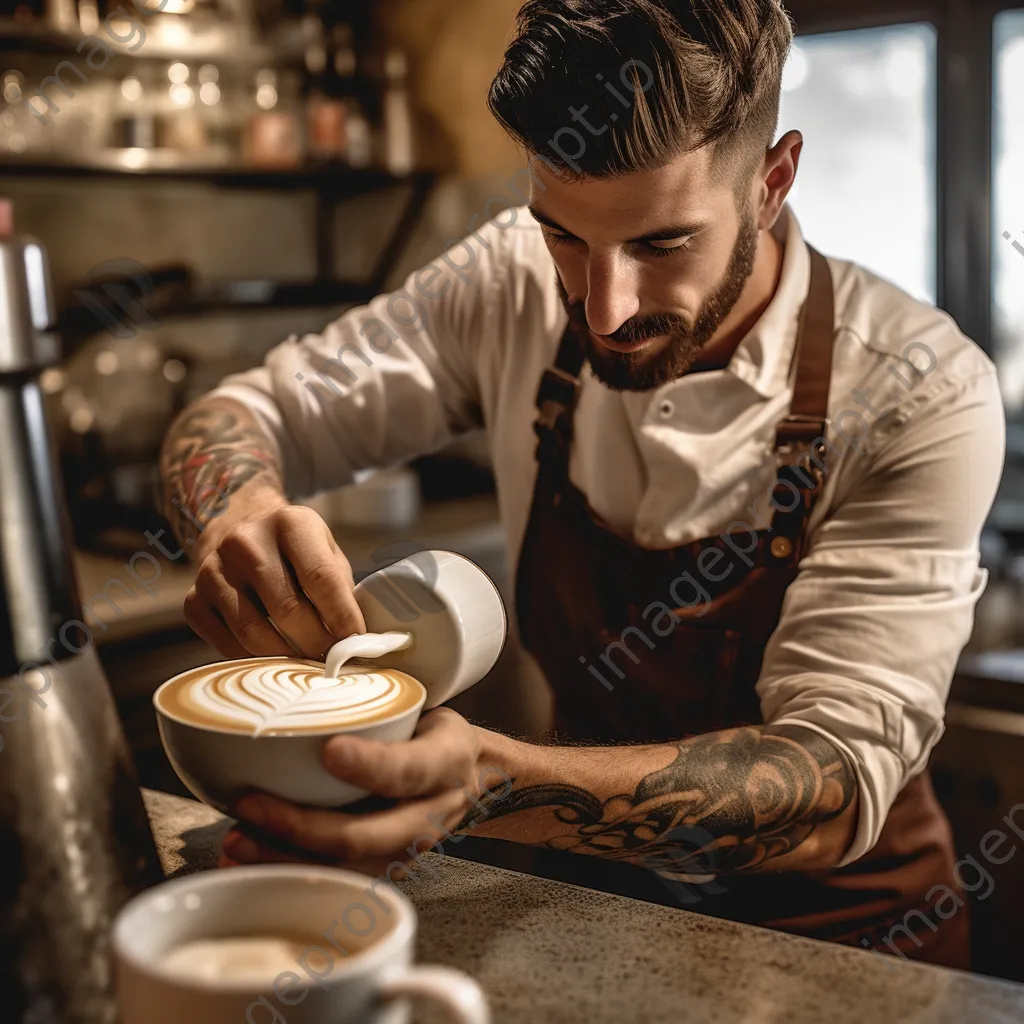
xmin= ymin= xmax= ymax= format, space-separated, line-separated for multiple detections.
xmin=155 ymin=658 xmax=427 ymax=811
xmin=114 ymin=865 xmax=490 ymax=1024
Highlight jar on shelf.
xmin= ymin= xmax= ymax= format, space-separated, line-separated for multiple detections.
xmin=162 ymin=61 xmax=208 ymax=156
xmin=245 ymin=68 xmax=304 ymax=169
xmin=113 ymin=72 xmax=157 ymax=150
xmin=195 ymin=63 xmax=237 ymax=162
xmin=307 ymin=90 xmax=347 ymax=161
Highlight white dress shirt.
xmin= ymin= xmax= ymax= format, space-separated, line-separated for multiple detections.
xmin=212 ymin=204 xmax=1006 ymax=865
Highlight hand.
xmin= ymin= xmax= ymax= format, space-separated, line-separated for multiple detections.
xmin=219 ymin=710 xmax=507 ymax=877
xmin=184 ymin=501 xmax=366 ymax=660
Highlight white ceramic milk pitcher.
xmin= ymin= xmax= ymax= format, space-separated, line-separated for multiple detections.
xmin=346 ymin=549 xmax=507 ymax=709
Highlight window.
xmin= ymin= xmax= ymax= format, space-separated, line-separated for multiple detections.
xmin=777 ymin=24 xmax=938 ymax=305
xmin=993 ymin=9 xmax=1024 ymax=414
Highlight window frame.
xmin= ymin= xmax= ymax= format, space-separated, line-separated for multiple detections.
xmin=784 ymin=0 xmax=1022 ymax=358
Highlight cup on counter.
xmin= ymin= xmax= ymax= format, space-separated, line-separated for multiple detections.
xmin=154 ymin=550 xmax=507 ymax=811
xmin=114 ymin=865 xmax=491 ymax=1024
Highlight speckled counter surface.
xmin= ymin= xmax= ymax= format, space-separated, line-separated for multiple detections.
xmin=143 ymin=790 xmax=1024 ymax=1024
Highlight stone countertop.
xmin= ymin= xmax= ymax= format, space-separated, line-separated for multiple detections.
xmin=143 ymin=789 xmax=1024 ymax=1024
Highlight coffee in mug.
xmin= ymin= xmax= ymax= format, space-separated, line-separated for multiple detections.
xmin=163 ymin=934 xmax=327 ymax=984
xmin=115 ymin=865 xmax=490 ymax=1024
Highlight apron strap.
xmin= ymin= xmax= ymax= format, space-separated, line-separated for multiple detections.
xmin=775 ymin=245 xmax=835 ymax=454
xmin=531 ymin=323 xmax=586 ymax=469
xmin=766 ymin=245 xmax=836 ymax=565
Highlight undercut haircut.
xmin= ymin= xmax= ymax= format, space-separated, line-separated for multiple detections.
xmin=488 ymin=0 xmax=794 ymax=191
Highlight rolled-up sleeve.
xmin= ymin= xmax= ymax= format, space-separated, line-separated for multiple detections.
xmin=208 ymin=231 xmax=503 ymax=499
xmin=758 ymin=364 xmax=1006 ymax=865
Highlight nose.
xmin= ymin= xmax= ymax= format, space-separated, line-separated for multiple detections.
xmin=583 ymin=252 xmax=640 ymax=337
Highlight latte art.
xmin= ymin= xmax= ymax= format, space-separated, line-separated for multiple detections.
xmin=157 ymin=658 xmax=425 ymax=735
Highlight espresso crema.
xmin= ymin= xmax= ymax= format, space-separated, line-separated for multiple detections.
xmin=157 ymin=658 xmax=425 ymax=735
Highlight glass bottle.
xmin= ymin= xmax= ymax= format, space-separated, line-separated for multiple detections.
xmin=345 ymin=97 xmax=372 ymax=169
xmin=382 ymin=49 xmax=414 ymax=175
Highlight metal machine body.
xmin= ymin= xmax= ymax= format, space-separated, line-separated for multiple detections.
xmin=0 ymin=228 xmax=164 ymax=1023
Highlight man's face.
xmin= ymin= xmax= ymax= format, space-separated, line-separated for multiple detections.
xmin=531 ymin=148 xmax=760 ymax=392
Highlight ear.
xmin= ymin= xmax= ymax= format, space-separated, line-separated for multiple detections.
xmin=758 ymin=130 xmax=802 ymax=230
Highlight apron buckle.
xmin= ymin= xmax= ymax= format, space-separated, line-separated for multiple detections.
xmin=776 ymin=414 xmax=828 ymax=449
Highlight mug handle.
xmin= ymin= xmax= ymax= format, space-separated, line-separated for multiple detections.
xmin=378 ymin=965 xmax=490 ymax=1024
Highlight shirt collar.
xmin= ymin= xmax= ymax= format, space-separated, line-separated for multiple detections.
xmin=724 ymin=203 xmax=811 ymax=400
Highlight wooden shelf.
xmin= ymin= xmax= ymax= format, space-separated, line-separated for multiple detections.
xmin=0 ymin=17 xmax=307 ymax=67
xmin=0 ymin=157 xmax=434 ymax=191
xmin=47 ymin=168 xmax=438 ymax=338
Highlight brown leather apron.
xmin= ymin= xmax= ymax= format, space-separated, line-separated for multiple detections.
xmin=514 ymin=246 xmax=970 ymax=968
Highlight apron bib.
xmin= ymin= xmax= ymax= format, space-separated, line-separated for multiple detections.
xmin=514 ymin=246 xmax=969 ymax=968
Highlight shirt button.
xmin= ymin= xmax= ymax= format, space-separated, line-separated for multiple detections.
xmin=659 ymin=400 xmax=675 ymax=418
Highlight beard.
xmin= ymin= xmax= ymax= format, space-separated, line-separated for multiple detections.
xmin=555 ymin=212 xmax=760 ymax=393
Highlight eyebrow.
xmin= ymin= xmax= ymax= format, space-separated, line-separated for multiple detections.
xmin=528 ymin=205 xmax=706 ymax=244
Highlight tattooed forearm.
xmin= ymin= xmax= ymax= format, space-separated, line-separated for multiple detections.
xmin=160 ymin=399 xmax=283 ymax=548
xmin=459 ymin=725 xmax=857 ymax=875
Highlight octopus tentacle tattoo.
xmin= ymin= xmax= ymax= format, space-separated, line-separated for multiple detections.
xmin=458 ymin=725 xmax=855 ymax=876
xmin=160 ymin=402 xmax=282 ymax=548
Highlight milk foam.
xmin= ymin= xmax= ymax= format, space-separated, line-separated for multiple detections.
xmin=161 ymin=663 xmax=422 ymax=737
xmin=324 ymin=631 xmax=412 ymax=678
xmin=163 ymin=936 xmax=314 ymax=985
xmin=159 ymin=633 xmax=423 ymax=734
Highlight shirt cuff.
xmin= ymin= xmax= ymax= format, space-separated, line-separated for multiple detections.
xmin=768 ymin=695 xmax=945 ymax=866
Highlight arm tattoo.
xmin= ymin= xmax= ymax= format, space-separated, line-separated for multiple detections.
xmin=160 ymin=402 xmax=282 ymax=547
xmin=457 ymin=725 xmax=856 ymax=876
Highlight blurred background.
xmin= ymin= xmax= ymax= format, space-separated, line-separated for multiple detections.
xmin=1 ymin=0 xmax=1022 ymax=983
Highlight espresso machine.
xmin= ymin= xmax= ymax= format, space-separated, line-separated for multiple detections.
xmin=0 ymin=206 xmax=164 ymax=1021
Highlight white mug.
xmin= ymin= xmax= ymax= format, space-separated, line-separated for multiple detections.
xmin=114 ymin=865 xmax=490 ymax=1024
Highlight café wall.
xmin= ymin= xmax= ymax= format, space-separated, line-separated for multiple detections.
xmin=0 ymin=0 xmax=555 ymax=742
xmin=0 ymin=0 xmax=525 ymax=363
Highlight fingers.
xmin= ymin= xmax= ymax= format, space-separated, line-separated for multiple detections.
xmin=220 ymin=827 xmax=417 ymax=879
xmin=183 ymin=587 xmax=250 ymax=659
xmin=232 ymin=787 xmax=467 ymax=863
xmin=220 ymin=828 xmax=310 ymax=868
xmin=226 ymin=709 xmax=488 ymax=871
xmin=322 ymin=710 xmax=478 ymax=799
xmin=184 ymin=504 xmax=364 ymax=660
xmin=278 ymin=511 xmax=366 ymax=640
xmin=193 ymin=563 xmax=293 ymax=657
xmin=260 ymin=581 xmax=335 ymax=659
xmin=219 ymin=525 xmax=336 ymax=659
xmin=218 ymin=520 xmax=335 ymax=659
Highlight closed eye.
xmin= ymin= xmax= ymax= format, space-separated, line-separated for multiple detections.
xmin=543 ymin=229 xmax=694 ymax=257
xmin=544 ymin=230 xmax=579 ymax=248
xmin=643 ymin=237 xmax=694 ymax=258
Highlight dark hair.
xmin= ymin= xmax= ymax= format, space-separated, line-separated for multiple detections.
xmin=488 ymin=1 xmax=793 ymax=184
